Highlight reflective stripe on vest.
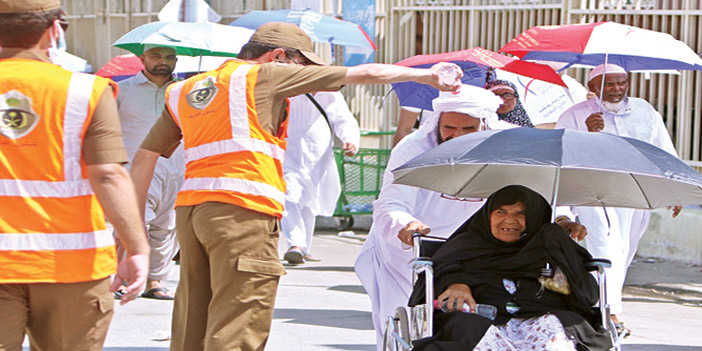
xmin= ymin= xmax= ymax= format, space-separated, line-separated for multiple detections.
xmin=168 ymin=62 xmax=287 ymax=216
xmin=0 ymin=228 xmax=114 ymax=250
xmin=179 ymin=176 xmax=286 ymax=206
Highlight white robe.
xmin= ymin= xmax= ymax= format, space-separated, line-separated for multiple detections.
xmin=281 ymin=92 xmax=360 ymax=250
xmin=556 ymin=96 xmax=677 ymax=314
xmin=354 ymin=114 xmax=485 ymax=349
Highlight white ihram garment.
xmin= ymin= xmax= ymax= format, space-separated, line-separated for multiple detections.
xmin=281 ymin=92 xmax=360 ymax=251
xmin=117 ymin=72 xmax=185 ymax=281
xmin=556 ymin=96 xmax=677 ymax=314
xmin=354 ymin=114 xmax=485 ymax=349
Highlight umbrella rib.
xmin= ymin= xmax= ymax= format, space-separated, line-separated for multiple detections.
xmin=454 ymin=164 xmax=488 ymax=196
xmin=630 ymin=174 xmax=653 ymax=209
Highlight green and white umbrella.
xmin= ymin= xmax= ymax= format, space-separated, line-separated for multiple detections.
xmin=113 ymin=21 xmax=254 ymax=57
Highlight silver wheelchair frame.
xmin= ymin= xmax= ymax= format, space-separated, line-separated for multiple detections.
xmin=382 ymin=232 xmax=623 ymax=351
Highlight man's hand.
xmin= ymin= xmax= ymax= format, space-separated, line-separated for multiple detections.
xmin=397 ymin=221 xmax=430 ymax=246
xmin=342 ymin=142 xmax=358 ymax=156
xmin=585 ymin=112 xmax=605 ymax=132
xmin=428 ymin=62 xmax=462 ymax=92
xmin=437 ymin=283 xmax=476 ymax=313
xmin=110 ymin=252 xmax=149 ymax=305
xmin=555 ymin=217 xmax=588 ymax=241
xmin=667 ymin=205 xmax=683 ymax=218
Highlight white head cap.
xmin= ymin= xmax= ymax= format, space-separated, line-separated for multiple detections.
xmin=588 ymin=63 xmax=626 ymax=82
xmin=432 ymin=84 xmax=503 ymax=122
xmin=143 ymin=44 xmax=176 ymax=53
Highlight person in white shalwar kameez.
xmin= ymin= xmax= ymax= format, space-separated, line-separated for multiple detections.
xmin=117 ymin=46 xmax=185 ymax=299
xmin=281 ymin=91 xmax=360 ymax=264
xmin=555 ymin=63 xmax=682 ymax=333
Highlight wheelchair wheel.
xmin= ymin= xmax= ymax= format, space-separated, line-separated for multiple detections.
xmin=382 ymin=307 xmax=411 ymax=351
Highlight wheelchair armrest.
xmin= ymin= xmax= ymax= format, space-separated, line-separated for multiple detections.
xmin=585 ymin=258 xmax=612 ymax=270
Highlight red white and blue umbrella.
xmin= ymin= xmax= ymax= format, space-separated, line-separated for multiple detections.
xmin=391 ymin=47 xmax=565 ymax=111
xmin=500 ymin=21 xmax=702 ymax=72
xmin=230 ymin=9 xmax=376 ymax=50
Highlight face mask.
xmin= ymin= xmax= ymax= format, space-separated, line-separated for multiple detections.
xmin=47 ymin=20 xmax=65 ymax=64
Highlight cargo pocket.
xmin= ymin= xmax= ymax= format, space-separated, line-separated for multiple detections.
xmin=237 ymin=257 xmax=286 ymax=276
xmin=97 ymin=293 xmax=114 ymax=314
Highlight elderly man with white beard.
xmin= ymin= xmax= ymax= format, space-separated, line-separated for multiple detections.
xmin=556 ymin=63 xmax=682 ymax=337
xmin=355 ymin=85 xmax=587 ymax=349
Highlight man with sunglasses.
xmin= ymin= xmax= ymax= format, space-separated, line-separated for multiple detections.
xmin=130 ymin=21 xmax=464 ymax=351
xmin=0 ymin=1 xmax=149 ymax=350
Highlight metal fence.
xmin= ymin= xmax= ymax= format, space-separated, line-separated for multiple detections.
xmin=61 ymin=0 xmax=702 ymax=162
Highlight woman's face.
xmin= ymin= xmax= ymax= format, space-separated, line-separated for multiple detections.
xmin=489 ymin=201 xmax=526 ymax=243
xmin=490 ymin=85 xmax=517 ymax=114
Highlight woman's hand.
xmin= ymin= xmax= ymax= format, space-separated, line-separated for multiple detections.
xmin=437 ymin=283 xmax=476 ymax=313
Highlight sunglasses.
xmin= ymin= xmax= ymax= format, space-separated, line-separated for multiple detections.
xmin=58 ymin=18 xmax=69 ymax=31
xmin=494 ymin=92 xmax=516 ymax=100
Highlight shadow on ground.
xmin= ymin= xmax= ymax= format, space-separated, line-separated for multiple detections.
xmin=284 ymin=265 xmax=356 ymax=272
xmin=273 ymin=308 xmax=373 ymax=330
xmin=320 ymin=344 xmax=376 ymax=351
xmin=622 ymin=345 xmax=702 ymax=351
xmin=327 ymin=284 xmax=367 ymax=294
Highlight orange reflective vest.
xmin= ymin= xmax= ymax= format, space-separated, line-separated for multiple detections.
xmin=166 ymin=60 xmax=288 ymax=218
xmin=0 ymin=58 xmax=117 ymax=283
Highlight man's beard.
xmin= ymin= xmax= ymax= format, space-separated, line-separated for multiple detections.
xmin=147 ymin=64 xmax=174 ymax=77
xmin=602 ymin=98 xmax=627 ymax=113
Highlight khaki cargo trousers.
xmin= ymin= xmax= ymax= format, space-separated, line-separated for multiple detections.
xmin=171 ymin=202 xmax=286 ymax=351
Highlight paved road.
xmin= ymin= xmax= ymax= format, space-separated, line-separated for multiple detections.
xmin=25 ymin=227 xmax=702 ymax=350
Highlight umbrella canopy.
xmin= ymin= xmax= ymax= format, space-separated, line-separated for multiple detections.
xmin=391 ymin=47 xmax=566 ymax=111
xmin=499 ymin=21 xmax=702 ymax=72
xmin=95 ymin=54 xmax=230 ymax=81
xmin=95 ymin=54 xmax=145 ymax=80
xmin=392 ymin=128 xmax=702 ymax=209
xmin=113 ymin=21 xmax=254 ymax=57
xmin=230 ymin=8 xmax=376 ymax=50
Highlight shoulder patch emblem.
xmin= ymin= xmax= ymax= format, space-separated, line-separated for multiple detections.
xmin=0 ymin=90 xmax=40 ymax=140
xmin=186 ymin=76 xmax=218 ymax=110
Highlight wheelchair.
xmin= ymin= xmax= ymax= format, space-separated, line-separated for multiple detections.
xmin=382 ymin=232 xmax=623 ymax=351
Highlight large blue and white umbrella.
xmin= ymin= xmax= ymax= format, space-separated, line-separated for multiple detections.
xmin=230 ymin=9 xmax=377 ymax=50
xmin=392 ymin=128 xmax=702 ymax=209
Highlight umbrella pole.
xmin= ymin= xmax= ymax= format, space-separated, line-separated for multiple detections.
xmin=198 ymin=54 xmax=203 ymax=73
xmin=550 ymin=168 xmax=561 ymax=222
xmin=597 ymin=53 xmax=609 ymax=113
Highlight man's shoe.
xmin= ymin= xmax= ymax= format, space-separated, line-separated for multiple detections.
xmin=284 ymin=247 xmax=305 ymax=264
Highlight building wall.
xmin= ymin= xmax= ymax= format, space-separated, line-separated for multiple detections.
xmin=62 ymin=0 xmax=702 ymax=162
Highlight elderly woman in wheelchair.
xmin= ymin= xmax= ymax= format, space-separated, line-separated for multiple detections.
xmin=399 ymin=185 xmax=613 ymax=351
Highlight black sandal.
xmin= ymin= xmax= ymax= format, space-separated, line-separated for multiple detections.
xmin=614 ymin=322 xmax=631 ymax=339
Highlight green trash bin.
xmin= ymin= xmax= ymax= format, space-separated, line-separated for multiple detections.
xmin=333 ymin=146 xmax=392 ymax=230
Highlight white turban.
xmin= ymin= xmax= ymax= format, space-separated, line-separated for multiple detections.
xmin=589 ymin=63 xmax=626 ymax=81
xmin=431 ymin=84 xmax=503 ymax=121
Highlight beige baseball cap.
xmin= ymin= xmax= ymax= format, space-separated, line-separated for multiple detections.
xmin=248 ymin=22 xmax=325 ymax=65
xmin=0 ymin=0 xmax=61 ymax=13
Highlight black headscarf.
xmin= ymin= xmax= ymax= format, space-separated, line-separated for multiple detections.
xmin=486 ymin=79 xmax=534 ymax=128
